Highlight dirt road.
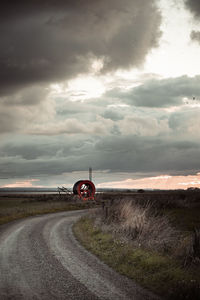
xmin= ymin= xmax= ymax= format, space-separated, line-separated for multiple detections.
xmin=0 ymin=210 xmax=160 ymax=299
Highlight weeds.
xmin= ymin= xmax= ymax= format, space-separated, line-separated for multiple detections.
xmin=95 ymin=199 xmax=180 ymax=254
xmin=74 ymin=216 xmax=200 ymax=300
xmin=74 ymin=193 xmax=200 ymax=299
xmin=96 ymin=190 xmax=200 ymax=209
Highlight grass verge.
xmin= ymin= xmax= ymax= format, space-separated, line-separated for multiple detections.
xmin=73 ymin=216 xmax=200 ymax=300
xmin=0 ymin=195 xmax=90 ymax=226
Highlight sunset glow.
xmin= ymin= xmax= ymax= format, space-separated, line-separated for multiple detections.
xmin=98 ymin=173 xmax=200 ymax=190
xmin=1 ymin=179 xmax=42 ymax=188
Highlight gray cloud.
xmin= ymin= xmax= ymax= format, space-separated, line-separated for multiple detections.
xmin=93 ymin=136 xmax=200 ymax=172
xmin=1 ymin=85 xmax=48 ymax=106
xmin=105 ymin=75 xmax=200 ymax=107
xmin=184 ymin=0 xmax=200 ymax=43
xmin=29 ymin=118 xmax=113 ymax=136
xmin=0 ymin=86 xmax=54 ymax=133
xmin=1 ymin=75 xmax=200 ymax=141
xmin=1 ymin=134 xmax=200 ymax=182
xmin=1 ymin=2 xmax=200 ymax=188
xmin=184 ymin=0 xmax=200 ymax=17
xmin=101 ymin=109 xmax=124 ymax=121
xmin=190 ymin=30 xmax=200 ymax=42
xmin=168 ymin=109 xmax=200 ymax=137
xmin=0 ymin=0 xmax=161 ymax=96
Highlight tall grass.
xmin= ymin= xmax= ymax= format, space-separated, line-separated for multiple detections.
xmin=74 ymin=217 xmax=200 ymax=300
xmin=94 ymin=199 xmax=200 ymax=264
xmin=95 ymin=199 xmax=179 ymax=254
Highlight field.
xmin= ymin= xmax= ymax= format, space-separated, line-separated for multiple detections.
xmin=74 ymin=190 xmax=200 ymax=300
xmin=0 ymin=193 xmax=90 ymax=225
xmin=1 ymin=190 xmax=200 ymax=299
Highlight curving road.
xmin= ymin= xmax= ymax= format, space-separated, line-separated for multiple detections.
xmin=0 ymin=210 xmax=160 ymax=300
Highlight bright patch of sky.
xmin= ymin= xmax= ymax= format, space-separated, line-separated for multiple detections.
xmin=144 ymin=0 xmax=200 ymax=77
xmin=98 ymin=172 xmax=200 ymax=190
xmin=49 ymin=0 xmax=200 ymax=102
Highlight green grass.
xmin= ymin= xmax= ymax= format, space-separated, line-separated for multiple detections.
xmin=73 ymin=216 xmax=200 ymax=300
xmin=0 ymin=195 xmax=89 ymax=225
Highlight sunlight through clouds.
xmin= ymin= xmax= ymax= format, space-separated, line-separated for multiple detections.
xmin=1 ymin=0 xmax=200 ymax=188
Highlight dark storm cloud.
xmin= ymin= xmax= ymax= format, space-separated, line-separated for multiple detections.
xmin=184 ymin=0 xmax=200 ymax=43
xmin=105 ymin=75 xmax=200 ymax=107
xmin=0 ymin=0 xmax=161 ymax=95
xmin=184 ymin=0 xmax=200 ymax=17
xmin=1 ymin=85 xmax=48 ymax=106
xmin=0 ymin=134 xmax=200 ymax=179
xmin=93 ymin=136 xmax=200 ymax=172
xmin=0 ymin=135 xmax=93 ymax=160
xmin=0 ymin=135 xmax=97 ymax=177
xmin=190 ymin=30 xmax=200 ymax=43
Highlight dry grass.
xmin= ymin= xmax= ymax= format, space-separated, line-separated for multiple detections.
xmin=74 ymin=216 xmax=200 ymax=300
xmin=74 ymin=193 xmax=200 ymax=299
xmin=95 ymin=199 xmax=180 ymax=254
xmin=0 ymin=194 xmax=91 ymax=225
xmin=93 ymin=198 xmax=200 ymax=266
xmin=96 ymin=190 xmax=200 ymax=209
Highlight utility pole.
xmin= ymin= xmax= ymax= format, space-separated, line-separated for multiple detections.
xmin=89 ymin=167 xmax=92 ymax=181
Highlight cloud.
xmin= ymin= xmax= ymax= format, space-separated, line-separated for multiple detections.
xmin=2 ymin=2 xmax=200 ymax=189
xmin=190 ymin=30 xmax=200 ymax=42
xmin=101 ymin=108 xmax=124 ymax=121
xmin=0 ymin=0 xmax=161 ymax=95
xmin=0 ymin=86 xmax=55 ymax=133
xmin=105 ymin=75 xmax=200 ymax=107
xmin=29 ymin=117 xmax=113 ymax=136
xmin=118 ymin=115 xmax=169 ymax=136
xmin=184 ymin=0 xmax=200 ymax=17
xmin=1 ymin=74 xmax=200 ymax=145
xmin=93 ymin=135 xmax=200 ymax=173
xmin=0 ymin=132 xmax=200 ymax=185
xmin=168 ymin=109 xmax=200 ymax=136
xmin=1 ymin=85 xmax=48 ymax=106
xmin=184 ymin=0 xmax=200 ymax=43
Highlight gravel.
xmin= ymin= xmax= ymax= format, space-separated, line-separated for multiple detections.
xmin=0 ymin=210 xmax=161 ymax=300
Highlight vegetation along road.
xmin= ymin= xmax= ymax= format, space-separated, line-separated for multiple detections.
xmin=0 ymin=210 xmax=160 ymax=300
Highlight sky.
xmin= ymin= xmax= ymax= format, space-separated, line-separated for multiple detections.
xmin=1 ymin=0 xmax=200 ymax=189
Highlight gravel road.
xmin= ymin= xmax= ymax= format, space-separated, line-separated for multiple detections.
xmin=0 ymin=210 xmax=160 ymax=300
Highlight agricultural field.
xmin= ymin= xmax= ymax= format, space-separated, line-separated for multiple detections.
xmin=74 ymin=190 xmax=200 ymax=300
xmin=0 ymin=193 xmax=90 ymax=225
